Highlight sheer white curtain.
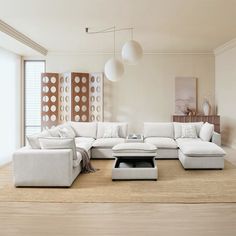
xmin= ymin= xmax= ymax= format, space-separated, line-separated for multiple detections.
xmin=24 ymin=61 xmax=45 ymax=138
xmin=0 ymin=47 xmax=21 ymax=165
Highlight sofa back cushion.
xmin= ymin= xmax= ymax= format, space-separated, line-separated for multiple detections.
xmin=27 ymin=130 xmax=51 ymax=149
xmin=144 ymin=122 xmax=174 ymax=138
xmin=174 ymin=122 xmax=203 ymax=139
xmin=70 ymin=122 xmax=97 ymax=138
xmin=39 ymin=137 xmax=77 ymax=160
xmin=97 ymin=122 xmax=128 ymax=138
xmin=47 ymin=123 xmax=69 ymax=137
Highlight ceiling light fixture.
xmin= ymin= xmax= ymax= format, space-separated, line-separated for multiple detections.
xmin=104 ymin=26 xmax=124 ymax=82
xmin=86 ymin=26 xmax=143 ymax=82
xmin=122 ymin=29 xmax=143 ymax=65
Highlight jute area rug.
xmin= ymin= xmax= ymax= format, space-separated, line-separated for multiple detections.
xmin=0 ymin=160 xmax=236 ymax=203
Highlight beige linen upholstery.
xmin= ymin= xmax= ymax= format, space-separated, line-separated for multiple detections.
xmin=75 ymin=137 xmax=95 ymax=152
xmin=178 ymin=150 xmax=224 ymax=169
xmin=173 ymin=122 xmax=203 ymax=139
xmin=144 ymin=122 xmax=174 ymax=138
xmin=145 ymin=137 xmax=178 ymax=149
xmin=113 ymin=143 xmax=157 ymax=153
xmin=177 ymin=140 xmax=226 ymax=157
xmin=93 ymin=138 xmax=125 ymax=148
xmin=70 ymin=122 xmax=97 ymax=138
xmin=13 ymin=146 xmax=81 ymax=187
xmin=96 ymin=122 xmax=128 ymax=138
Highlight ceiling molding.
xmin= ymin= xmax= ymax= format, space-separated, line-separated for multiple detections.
xmin=47 ymin=51 xmax=214 ymax=56
xmin=214 ymin=38 xmax=236 ymax=55
xmin=0 ymin=19 xmax=48 ymax=55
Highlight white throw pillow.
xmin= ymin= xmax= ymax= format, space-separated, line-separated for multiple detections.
xmin=59 ymin=125 xmax=76 ymax=138
xmin=103 ymin=125 xmax=120 ymax=138
xmin=27 ymin=130 xmax=51 ymax=149
xmin=181 ymin=124 xmax=197 ymax=138
xmin=174 ymin=122 xmax=203 ymax=139
xmin=47 ymin=126 xmax=60 ymax=137
xmin=199 ymin=122 xmax=214 ymax=141
xmin=39 ymin=137 xmax=77 ymax=160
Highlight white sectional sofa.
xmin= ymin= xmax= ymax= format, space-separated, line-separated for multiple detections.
xmin=13 ymin=121 xmax=226 ymax=187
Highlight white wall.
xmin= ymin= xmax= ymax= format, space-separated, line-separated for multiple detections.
xmin=215 ymin=47 xmax=236 ymax=149
xmin=25 ymin=53 xmax=215 ymax=133
xmin=0 ymin=47 xmax=21 ymax=165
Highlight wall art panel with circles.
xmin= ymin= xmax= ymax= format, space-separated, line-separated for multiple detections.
xmin=41 ymin=73 xmax=59 ymax=130
xmin=89 ymin=72 xmax=104 ymax=122
xmin=41 ymin=72 xmax=103 ymax=128
xmin=58 ymin=73 xmax=71 ymax=124
xmin=71 ymin=72 xmax=90 ymax=122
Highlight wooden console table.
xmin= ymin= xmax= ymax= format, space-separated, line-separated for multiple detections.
xmin=172 ymin=115 xmax=220 ymax=133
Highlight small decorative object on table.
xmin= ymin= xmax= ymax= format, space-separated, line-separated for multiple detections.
xmin=202 ymin=99 xmax=211 ymax=115
xmin=126 ymin=134 xmax=144 ymax=143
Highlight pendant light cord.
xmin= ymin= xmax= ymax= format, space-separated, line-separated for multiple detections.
xmin=113 ymin=26 xmax=116 ymax=57
xmin=86 ymin=27 xmax=134 ymax=34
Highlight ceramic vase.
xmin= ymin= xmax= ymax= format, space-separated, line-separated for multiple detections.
xmin=203 ymin=100 xmax=210 ymax=115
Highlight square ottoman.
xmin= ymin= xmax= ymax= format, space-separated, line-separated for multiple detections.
xmin=112 ymin=143 xmax=158 ymax=180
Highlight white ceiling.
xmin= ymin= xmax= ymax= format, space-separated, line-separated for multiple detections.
xmin=1 ymin=0 xmax=236 ymax=55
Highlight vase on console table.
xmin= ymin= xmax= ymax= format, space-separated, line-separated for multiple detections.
xmin=203 ymin=100 xmax=210 ymax=115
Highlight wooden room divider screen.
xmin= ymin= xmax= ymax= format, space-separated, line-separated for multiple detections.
xmin=41 ymin=72 xmax=104 ymax=130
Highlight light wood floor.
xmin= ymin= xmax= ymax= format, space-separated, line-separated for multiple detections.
xmin=0 ymin=202 xmax=236 ymax=236
xmin=0 ymin=147 xmax=235 ymax=236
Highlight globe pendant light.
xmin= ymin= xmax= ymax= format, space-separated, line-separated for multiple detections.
xmin=104 ymin=27 xmax=124 ymax=82
xmin=104 ymin=57 xmax=124 ymax=82
xmin=86 ymin=26 xmax=142 ymax=80
xmin=122 ymin=39 xmax=143 ymax=65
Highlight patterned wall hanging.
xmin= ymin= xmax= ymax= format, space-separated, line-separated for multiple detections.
xmin=41 ymin=73 xmax=59 ymax=130
xmin=89 ymin=72 xmax=104 ymax=122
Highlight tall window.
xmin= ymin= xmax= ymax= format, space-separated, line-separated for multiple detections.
xmin=24 ymin=61 xmax=45 ymax=139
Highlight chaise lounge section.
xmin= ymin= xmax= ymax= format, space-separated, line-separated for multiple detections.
xmin=143 ymin=122 xmax=226 ymax=169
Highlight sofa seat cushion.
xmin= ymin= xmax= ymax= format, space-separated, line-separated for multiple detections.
xmin=75 ymin=137 xmax=95 ymax=152
xmin=177 ymin=141 xmax=226 ymax=157
xmin=93 ymin=138 xmax=125 ymax=148
xmin=145 ymin=137 xmax=178 ymax=149
xmin=176 ymin=138 xmax=203 ymax=146
xmin=113 ymin=143 xmax=157 ymax=153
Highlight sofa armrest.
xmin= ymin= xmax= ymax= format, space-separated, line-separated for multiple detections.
xmin=13 ymin=147 xmax=74 ymax=187
xmin=211 ymin=132 xmax=221 ymax=146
